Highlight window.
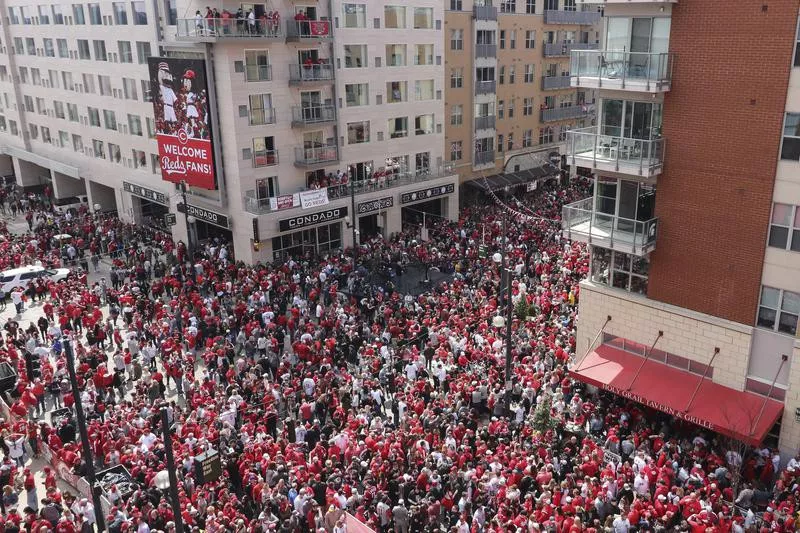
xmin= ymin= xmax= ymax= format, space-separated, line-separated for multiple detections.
xmin=795 ymin=21 xmax=800 ymax=67
xmin=415 ymin=80 xmax=434 ymax=100
xmin=523 ymin=129 xmax=532 ymax=148
xmin=347 ymin=121 xmax=370 ymax=144
xmin=415 ymin=152 xmax=430 ymax=174
xmin=103 ymin=110 xmax=117 ymax=130
xmin=451 ymin=105 xmax=463 ymax=126
xmin=344 ymin=45 xmax=367 ymax=68
xmin=384 ymin=6 xmax=405 ymax=28
xmin=758 ymin=286 xmax=800 ymax=335
xmin=52 ymin=4 xmax=64 ymax=23
xmin=20 ymin=6 xmax=31 ymax=23
xmin=118 ymin=41 xmax=133 ymax=63
xmin=450 ymin=0 xmax=463 ymax=10
xmin=41 ymin=127 xmax=51 ymax=143
xmin=83 ymin=74 xmax=96 ymax=93
xmin=8 ymin=7 xmax=19 ymax=24
xmin=42 ymin=39 xmax=54 ymax=57
xmin=450 ymin=30 xmax=463 ymax=51
xmin=523 ymin=98 xmax=533 ymax=116
xmin=497 ymin=135 xmax=504 ymax=153
xmin=524 ymin=64 xmax=535 ymax=84
xmin=387 ymin=81 xmax=407 ymax=103
xmin=128 ymin=114 xmax=142 ymax=136
xmin=343 ymin=4 xmax=366 ymax=28
xmin=136 ymin=42 xmax=152 ymax=64
xmin=29 ymin=124 xmax=38 ymax=140
xmin=591 ymin=247 xmax=649 ymax=294
xmin=498 ymin=100 xmax=504 ymax=119
xmin=71 ymin=134 xmax=82 ymax=152
xmin=146 ymin=117 xmax=156 ymax=138
xmin=414 ymin=7 xmax=433 ymax=29
xmin=122 ymin=78 xmax=138 ymax=100
xmin=131 ymin=1 xmax=146 ymax=24
xmin=108 ymin=143 xmax=121 ymax=163
xmin=93 ymin=40 xmax=107 ymax=61
xmin=98 ymin=75 xmax=112 ymax=96
xmin=77 ymin=40 xmax=91 ymax=59
xmin=509 ymin=66 xmax=516 ymax=84
xmin=508 ymin=100 xmax=515 ymax=118
xmin=539 ymin=126 xmax=553 ymax=144
xmin=88 ymin=107 xmax=101 ymax=127
xmin=36 ymin=97 xmax=45 ymax=114
xmin=72 ymin=4 xmax=85 ymax=24
xmin=781 ymin=112 xmax=800 ymax=160
xmin=414 ymin=114 xmax=434 ymax=135
xmin=345 ymin=83 xmax=369 ymax=106
xmin=38 ymin=5 xmax=50 ymax=23
xmin=386 ymin=44 xmax=406 ymax=66
xmin=141 ymin=80 xmax=152 ymax=101
xmin=500 ymin=30 xmax=505 ymax=49
xmin=113 ymin=2 xmax=127 ymax=24
xmin=53 ymin=101 xmax=65 ymax=119
xmin=255 ymin=176 xmax=277 ymax=200
xmin=501 ymin=0 xmax=516 ymax=13
xmin=388 ymin=117 xmax=408 ymax=139
xmin=248 ymin=94 xmax=273 ymax=124
xmin=510 ymin=30 xmax=516 ymax=49
xmin=450 ymin=141 xmax=462 ymax=161
xmin=92 ymin=139 xmax=105 ymax=159
xmin=13 ymin=38 xmax=23 ymax=55
xmin=526 ymin=0 xmax=536 ymax=13
xmin=414 ymin=45 xmax=434 ymax=66
xmin=245 ymin=50 xmax=270 ymax=81
xmin=768 ymin=203 xmax=800 ymax=252
xmin=25 ymin=38 xmax=35 ymax=56
xmin=450 ymin=68 xmax=463 ymax=89
xmin=499 ymin=66 xmax=505 ymax=85
xmin=57 ymin=39 xmax=68 ymax=58
xmin=132 ymin=149 xmax=147 ymax=169
xmin=18 ymin=67 xmax=28 ymax=84
xmin=526 ymin=30 xmax=536 ymax=49
xmin=507 ymin=133 xmax=514 ymax=151
xmin=67 ymin=103 xmax=78 ymax=122
xmin=23 ymin=96 xmax=33 ymax=113
xmin=8 ymin=121 xmax=17 ymax=136
xmin=88 ymin=2 xmax=101 ymax=24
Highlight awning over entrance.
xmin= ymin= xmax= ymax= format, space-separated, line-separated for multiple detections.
xmin=465 ymin=166 xmax=559 ymax=193
xmin=570 ymin=345 xmax=783 ymax=446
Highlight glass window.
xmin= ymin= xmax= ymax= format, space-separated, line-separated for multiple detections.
xmin=25 ymin=38 xmax=35 ymax=55
xmin=103 ymin=109 xmax=117 ymax=130
xmin=450 ymin=29 xmax=463 ymax=50
xmin=345 ymin=83 xmax=368 ymax=106
xmin=451 ymin=105 xmax=463 ymax=126
xmin=347 ymin=121 xmax=370 ymax=144
xmin=414 ymin=114 xmax=434 ymax=135
xmin=384 ymin=6 xmax=405 ymax=28
xmin=92 ymin=139 xmax=105 ymax=158
xmin=93 ymin=40 xmax=108 ymax=61
xmin=450 ymin=0 xmax=463 ymax=10
xmin=131 ymin=1 xmax=146 ymax=24
xmin=414 ymin=44 xmax=434 ymax=65
xmin=450 ymin=140 xmax=462 ymax=161
xmin=38 ymin=5 xmax=50 ymax=23
xmin=386 ymin=44 xmax=406 ymax=66
xmin=386 ymin=81 xmax=407 ymax=103
xmin=57 ymin=39 xmax=68 ymax=58
xmin=113 ymin=2 xmax=127 ymax=24
xmin=98 ymin=75 xmax=112 ymax=96
xmin=415 ymin=80 xmax=434 ymax=100
xmin=245 ymin=50 xmax=270 ymax=81
xmin=77 ymin=39 xmax=91 ymax=59
xmin=43 ymin=39 xmax=55 ymax=57
xmin=758 ymin=286 xmax=781 ymax=330
xmin=343 ymin=4 xmax=366 ymax=28
xmin=8 ymin=7 xmax=19 ymax=24
xmin=526 ymin=0 xmax=536 ymax=14
xmin=782 ymin=113 xmax=800 ymax=160
xmin=88 ymin=107 xmax=100 ymax=127
xmin=72 ymin=4 xmax=85 ymax=24
xmin=87 ymin=2 xmax=101 ymax=24
xmin=388 ymin=117 xmax=408 ymax=139
xmin=128 ymin=114 xmax=142 ymax=136
xmin=344 ymin=45 xmax=367 ymax=68
xmin=20 ymin=6 xmax=31 ymax=23
xmin=136 ymin=41 xmax=152 ymax=64
xmin=413 ymin=7 xmax=433 ymax=29
xmin=119 ymin=41 xmax=133 ymax=63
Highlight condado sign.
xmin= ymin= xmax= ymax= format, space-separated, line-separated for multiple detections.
xmin=601 ymin=383 xmax=715 ymax=431
xmin=400 ymin=183 xmax=455 ymax=205
xmin=123 ymin=182 xmax=168 ymax=205
xmin=279 ymin=207 xmax=348 ymax=232
xmin=357 ymin=196 xmax=393 ymax=215
xmin=177 ymin=202 xmax=230 ymax=229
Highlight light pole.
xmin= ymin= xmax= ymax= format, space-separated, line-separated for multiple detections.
xmin=159 ymin=408 xmax=185 ymax=533
xmin=492 ymin=212 xmax=515 ymax=417
xmin=179 ymin=181 xmax=194 ymax=265
xmin=346 ymin=177 xmax=359 ymax=269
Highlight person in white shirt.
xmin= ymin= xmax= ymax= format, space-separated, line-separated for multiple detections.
xmin=138 ymin=430 xmax=157 ymax=452
xmin=612 ymin=514 xmax=630 ymax=533
xmin=302 ymin=376 xmax=315 ymax=397
xmin=633 ymin=472 xmax=649 ymax=496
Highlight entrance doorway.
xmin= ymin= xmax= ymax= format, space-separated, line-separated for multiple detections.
xmin=358 ymin=213 xmax=383 ymax=242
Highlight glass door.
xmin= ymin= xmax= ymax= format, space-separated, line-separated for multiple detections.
xmin=629 ymin=18 xmax=652 ymax=76
xmin=616 ymin=180 xmax=638 ymax=233
xmin=301 ymin=91 xmax=321 ymax=121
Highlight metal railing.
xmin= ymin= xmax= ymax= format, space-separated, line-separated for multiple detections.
xmin=288 ymin=63 xmax=334 ymax=84
xmin=566 ymin=126 xmax=665 ymax=176
xmin=249 ymin=108 xmax=277 ymax=126
xmin=543 ymin=9 xmax=601 ymax=25
xmin=475 ymin=80 xmax=496 ymax=95
xmin=285 ymin=19 xmax=332 ymax=40
xmin=176 ymin=17 xmax=283 ymax=39
xmin=290 ymin=105 xmax=336 ymax=126
xmin=474 ymin=150 xmax=495 ymax=166
xmin=571 ymin=50 xmax=675 ymax=91
xmin=245 ymin=64 xmax=272 ymax=82
xmin=294 ymin=144 xmax=339 ymax=166
xmin=252 ymin=149 xmax=279 ymax=168
xmin=243 ymin=163 xmax=457 ymax=215
xmin=541 ymin=105 xmax=591 ymax=122
xmin=542 ymin=75 xmax=572 ymax=90
xmin=475 ymin=115 xmax=496 ymax=131
xmin=543 ymin=41 xmax=598 ymax=57
xmin=475 ymin=43 xmax=497 ymax=58
xmin=562 ymin=197 xmax=658 ymax=256
xmin=473 ymin=5 xmax=498 ymax=20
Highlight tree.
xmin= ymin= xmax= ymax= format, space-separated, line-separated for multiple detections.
xmin=532 ymin=394 xmax=558 ymax=433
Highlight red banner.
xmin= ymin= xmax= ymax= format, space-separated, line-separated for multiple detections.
xmin=276 ymin=195 xmax=295 ymax=210
xmin=309 ymin=20 xmax=330 ymax=36
xmin=157 ymin=132 xmax=215 ymax=189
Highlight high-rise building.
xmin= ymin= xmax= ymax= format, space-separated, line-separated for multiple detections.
xmin=564 ymin=0 xmax=800 ymax=452
xmin=444 ymin=0 xmax=601 ymax=186
xmin=0 ymin=0 xmax=459 ymax=263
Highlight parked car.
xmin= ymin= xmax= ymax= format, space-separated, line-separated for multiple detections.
xmin=52 ymin=195 xmax=88 ymax=215
xmin=0 ymin=264 xmax=70 ymax=294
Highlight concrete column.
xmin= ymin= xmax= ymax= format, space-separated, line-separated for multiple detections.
xmin=778 ymin=341 xmax=800 ymax=455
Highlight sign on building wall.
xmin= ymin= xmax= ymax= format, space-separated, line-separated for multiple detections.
xmin=148 ymin=57 xmax=217 ymax=190
xmin=357 ymin=196 xmax=393 ymax=215
xmin=279 ymin=207 xmax=348 ymax=232
xmin=299 ymin=189 xmax=329 ymax=209
xmin=400 ymin=184 xmax=455 ymax=205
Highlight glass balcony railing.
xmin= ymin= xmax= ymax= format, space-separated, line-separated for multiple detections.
xmin=543 ymin=9 xmax=601 ymax=24
xmin=566 ymin=127 xmax=664 ymax=177
xmin=475 ymin=44 xmax=497 ymax=58
xmin=288 ymin=63 xmax=334 ymax=84
xmin=543 ymin=41 xmax=598 ymax=57
xmin=294 ymin=144 xmax=339 ymax=166
xmin=475 ymin=115 xmax=496 ymax=131
xmin=542 ymin=75 xmax=572 ymax=90
xmin=290 ymin=105 xmax=336 ymax=126
xmin=475 ymin=80 xmax=496 ymax=95
xmin=474 ymin=150 xmax=495 ymax=167
xmin=176 ymin=17 xmax=283 ymax=40
xmin=540 ymin=105 xmax=592 ymax=122
xmin=562 ymin=197 xmax=658 ymax=256
xmin=473 ymin=5 xmax=498 ymax=20
xmin=571 ymin=50 xmax=674 ymax=92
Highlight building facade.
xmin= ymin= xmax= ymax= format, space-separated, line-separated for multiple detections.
xmin=0 ymin=0 xmax=459 ymax=263
xmin=444 ymin=0 xmax=601 ymax=184
xmin=564 ymin=0 xmax=800 ymax=453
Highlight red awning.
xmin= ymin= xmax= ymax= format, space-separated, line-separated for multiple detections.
xmin=570 ymin=344 xmax=783 ymax=446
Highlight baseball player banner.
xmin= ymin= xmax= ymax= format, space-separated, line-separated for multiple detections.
xmin=148 ymin=57 xmax=217 ymax=190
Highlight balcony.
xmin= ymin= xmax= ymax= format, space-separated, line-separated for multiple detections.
xmin=294 ymin=143 xmax=338 ymax=167
xmin=475 ymin=115 xmax=496 ymax=131
xmin=291 ymin=105 xmax=336 ymax=127
xmin=248 ymin=108 xmax=277 ymax=126
xmin=473 ymin=5 xmax=498 ymax=20
xmin=252 ymin=149 xmax=279 ymax=168
xmin=288 ymin=63 xmax=334 ymax=86
xmin=475 ymin=44 xmax=497 ymax=58
xmin=285 ymin=19 xmax=332 ymax=41
xmin=175 ymin=17 xmax=283 ymax=41
xmin=243 ymin=163 xmax=456 ymax=215
xmin=540 ymin=105 xmax=593 ymax=122
xmin=475 ymin=80 xmax=496 ymax=95
xmin=474 ymin=150 xmax=495 ymax=167
xmin=543 ymin=41 xmax=599 ymax=57
xmin=543 ymin=9 xmax=601 ymax=25
xmin=542 ymin=75 xmax=572 ymax=90
xmin=571 ymin=50 xmax=674 ymax=93
xmin=566 ymin=127 xmax=664 ymax=178
xmin=562 ymin=198 xmax=658 ymax=256
xmin=577 ymin=0 xmax=676 ymax=3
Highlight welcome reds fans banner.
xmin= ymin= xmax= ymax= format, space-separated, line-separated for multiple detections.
xmin=148 ymin=57 xmax=217 ymax=190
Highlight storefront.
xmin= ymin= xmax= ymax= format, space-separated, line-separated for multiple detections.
xmin=356 ymin=196 xmax=392 ymax=242
xmin=177 ymin=202 xmax=234 ymax=252
xmin=123 ymin=182 xmax=171 ymax=232
xmin=400 ymin=184 xmax=455 ymax=228
xmin=273 ymin=206 xmax=348 ymax=261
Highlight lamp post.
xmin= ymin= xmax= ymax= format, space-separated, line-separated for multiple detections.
xmin=179 ymin=181 xmax=194 ymax=266
xmin=492 ymin=212 xmax=515 ymax=417
xmin=159 ymin=408 xmax=185 ymax=533
xmin=63 ymin=338 xmax=106 ymax=533
xmin=346 ymin=177 xmax=359 ymax=269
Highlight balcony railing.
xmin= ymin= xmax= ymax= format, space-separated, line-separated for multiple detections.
xmin=543 ymin=9 xmax=601 ymax=25
xmin=475 ymin=80 xmax=496 ymax=95
xmin=176 ymin=17 xmax=283 ymax=40
xmin=245 ymin=64 xmax=272 ymax=82
xmin=540 ymin=105 xmax=592 ymax=122
xmin=243 ymin=163 xmax=457 ymax=215
xmin=474 ymin=150 xmax=495 ymax=167
xmin=252 ymin=149 xmax=279 ymax=168
xmin=294 ymin=144 xmax=338 ymax=166
xmin=473 ymin=5 xmax=498 ymax=20
xmin=567 ymin=126 xmax=664 ymax=177
xmin=291 ymin=105 xmax=336 ymax=127
xmin=562 ymin=197 xmax=658 ymax=256
xmin=288 ymin=63 xmax=334 ymax=85
xmin=285 ymin=19 xmax=332 ymax=41
xmin=543 ymin=41 xmax=599 ymax=57
xmin=475 ymin=115 xmax=496 ymax=131
xmin=249 ymin=108 xmax=277 ymax=126
xmin=475 ymin=43 xmax=497 ymax=58
xmin=571 ymin=50 xmax=674 ymax=92
xmin=542 ymin=75 xmax=572 ymax=90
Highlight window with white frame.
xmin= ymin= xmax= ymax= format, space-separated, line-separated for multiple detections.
xmin=249 ymin=94 xmax=274 ymax=124
xmin=92 ymin=139 xmax=105 ymax=158
xmin=795 ymin=21 xmax=800 ymax=67
xmin=57 ymin=39 xmax=68 ymax=58
xmin=414 ymin=114 xmax=434 ymax=135
xmin=768 ymin=202 xmax=800 ymax=252
xmin=347 ymin=121 xmax=370 ymax=144
xmin=415 ymin=80 xmax=434 ymax=100
xmin=758 ymin=286 xmax=800 ymax=335
xmin=113 ymin=2 xmax=127 ymax=24
xmin=87 ymin=2 xmax=101 ymax=24
xmin=523 ymin=98 xmax=533 ymax=116
xmin=524 ymin=64 xmax=534 ymax=83
xmin=343 ymin=4 xmax=366 ymax=28
xmin=523 ymin=129 xmax=532 ymax=148
xmin=509 ymin=30 xmax=516 ymax=49
xmin=131 ymin=1 xmax=147 ymax=24
xmin=43 ymin=39 xmax=54 ymax=57
xmin=344 ymin=45 xmax=367 ymax=68
xmin=450 ymin=68 xmax=463 ymax=89
xmin=387 ymin=81 xmax=407 ymax=103
xmin=88 ymin=107 xmax=100 ymax=127
xmin=345 ymin=83 xmax=369 ymax=107
xmin=451 ymin=105 xmax=463 ymax=126
xmin=386 ymin=44 xmax=407 ymax=66
xmin=526 ymin=0 xmax=535 ymax=14
xmin=388 ymin=117 xmax=408 ymax=139
xmin=118 ymin=41 xmax=133 ymax=63
xmin=245 ymin=50 xmax=271 ymax=81
xmin=103 ymin=109 xmax=117 ymax=130
xmin=93 ymin=40 xmax=107 ymax=61
xmin=450 ymin=0 xmax=463 ymax=10
xmin=591 ymin=246 xmax=649 ymax=294
xmin=781 ymin=112 xmax=800 ymax=161
xmin=128 ymin=114 xmax=142 ymax=136
xmin=500 ymin=0 xmax=516 ymax=13
xmin=414 ymin=44 xmax=434 ymax=65
xmin=539 ymin=126 xmax=553 ymax=145
xmin=384 ymin=6 xmax=405 ymax=28
xmin=413 ymin=7 xmax=433 ymax=29
xmin=450 ymin=29 xmax=463 ymax=50
xmin=450 ymin=141 xmax=462 ymax=161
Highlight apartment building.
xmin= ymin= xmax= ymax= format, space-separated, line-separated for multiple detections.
xmin=563 ymin=0 xmax=800 ymax=453
xmin=444 ymin=0 xmax=600 ymax=185
xmin=0 ymin=0 xmax=458 ymax=263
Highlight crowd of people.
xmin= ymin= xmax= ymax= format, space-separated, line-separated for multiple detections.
xmin=0 ymin=178 xmax=796 ymax=533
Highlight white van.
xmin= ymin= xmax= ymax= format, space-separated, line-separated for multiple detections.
xmin=52 ymin=195 xmax=88 ymax=215
xmin=0 ymin=264 xmax=70 ymax=294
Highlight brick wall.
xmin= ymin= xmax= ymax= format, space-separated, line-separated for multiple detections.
xmin=647 ymin=0 xmax=800 ymax=325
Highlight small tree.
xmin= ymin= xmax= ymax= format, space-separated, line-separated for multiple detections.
xmin=515 ymin=299 xmax=530 ymax=320
xmin=532 ymin=394 xmax=558 ymax=433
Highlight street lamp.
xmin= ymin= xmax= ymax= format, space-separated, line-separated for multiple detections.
xmin=159 ymin=408 xmax=185 ymax=533
xmin=179 ymin=181 xmax=195 ymax=266
xmin=344 ymin=215 xmax=359 ymax=269
xmin=492 ymin=215 xmax=514 ymax=416
xmin=154 ymin=470 xmax=170 ymax=491
xmin=92 ymin=203 xmax=101 ymax=213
